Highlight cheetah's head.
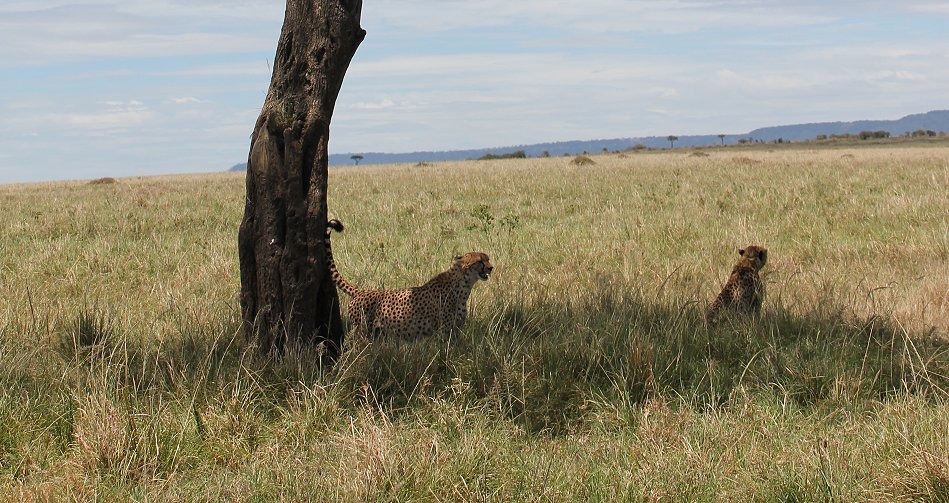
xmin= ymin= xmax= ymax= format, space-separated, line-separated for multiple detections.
xmin=454 ymin=252 xmax=493 ymax=281
xmin=738 ymin=245 xmax=768 ymax=270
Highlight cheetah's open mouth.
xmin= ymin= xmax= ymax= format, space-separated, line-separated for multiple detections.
xmin=479 ymin=270 xmax=491 ymax=280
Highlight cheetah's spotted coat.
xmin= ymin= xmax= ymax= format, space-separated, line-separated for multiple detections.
xmin=706 ymin=245 xmax=768 ymax=324
xmin=325 ymin=220 xmax=493 ymax=338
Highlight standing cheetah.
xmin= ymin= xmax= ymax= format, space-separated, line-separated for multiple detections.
xmin=706 ymin=245 xmax=768 ymax=324
xmin=324 ymin=219 xmax=493 ymax=338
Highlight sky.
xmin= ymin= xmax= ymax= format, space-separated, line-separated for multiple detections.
xmin=1 ymin=1 xmax=948 ymax=184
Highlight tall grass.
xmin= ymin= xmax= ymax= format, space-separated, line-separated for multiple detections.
xmin=0 ymin=145 xmax=947 ymax=499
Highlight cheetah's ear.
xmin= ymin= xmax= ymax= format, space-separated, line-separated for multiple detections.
xmin=738 ymin=248 xmax=745 ymax=256
xmin=454 ymin=255 xmax=462 ymax=261
xmin=759 ymin=249 xmax=767 ymax=263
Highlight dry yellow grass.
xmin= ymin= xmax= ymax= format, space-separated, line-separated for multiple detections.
xmin=0 ymin=143 xmax=947 ymax=499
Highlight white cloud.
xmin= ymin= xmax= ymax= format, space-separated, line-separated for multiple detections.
xmin=0 ymin=0 xmax=283 ymax=20
xmin=348 ymin=52 xmax=675 ymax=89
xmin=364 ymin=0 xmax=837 ymax=35
xmin=809 ymin=45 xmax=938 ymax=60
xmin=907 ymin=3 xmax=949 ymax=15
xmin=106 ymin=100 xmax=144 ymax=107
xmin=648 ymin=87 xmax=679 ymax=99
xmin=348 ymin=98 xmax=395 ymax=110
xmin=153 ymin=61 xmax=272 ymax=78
xmin=29 ymin=33 xmax=271 ymax=60
xmin=59 ymin=110 xmax=152 ymax=128
xmin=51 ymin=100 xmax=152 ymax=130
xmin=171 ymin=97 xmax=210 ymax=105
xmin=0 ymin=3 xmax=280 ymax=66
xmin=712 ymin=69 xmax=820 ymax=92
xmin=868 ymin=71 xmax=925 ymax=82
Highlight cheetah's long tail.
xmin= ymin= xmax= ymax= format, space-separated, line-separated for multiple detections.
xmin=325 ymin=219 xmax=359 ymax=297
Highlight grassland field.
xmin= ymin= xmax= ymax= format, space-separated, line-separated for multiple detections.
xmin=0 ymin=142 xmax=948 ymax=500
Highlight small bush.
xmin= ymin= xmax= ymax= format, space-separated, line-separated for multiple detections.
xmin=478 ymin=150 xmax=527 ymax=161
xmin=72 ymin=308 xmax=114 ymax=348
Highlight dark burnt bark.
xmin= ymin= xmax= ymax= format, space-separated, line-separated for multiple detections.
xmin=238 ymin=0 xmax=365 ymax=356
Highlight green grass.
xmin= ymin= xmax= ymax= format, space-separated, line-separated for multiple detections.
xmin=1 ymin=145 xmax=948 ymax=500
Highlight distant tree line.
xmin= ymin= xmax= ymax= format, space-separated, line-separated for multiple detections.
xmin=478 ymin=150 xmax=527 ymax=161
xmin=813 ymin=129 xmax=945 ymax=141
xmin=458 ymin=128 xmax=948 ymax=163
xmin=329 ymin=126 xmax=948 ymax=168
xmin=826 ymin=131 xmax=891 ymax=140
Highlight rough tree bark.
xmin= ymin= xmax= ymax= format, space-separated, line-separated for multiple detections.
xmin=238 ymin=0 xmax=365 ymax=356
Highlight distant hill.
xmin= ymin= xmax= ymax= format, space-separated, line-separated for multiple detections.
xmin=747 ymin=110 xmax=949 ymax=141
xmin=227 ymin=110 xmax=948 ymax=170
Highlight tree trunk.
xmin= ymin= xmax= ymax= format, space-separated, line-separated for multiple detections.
xmin=238 ymin=0 xmax=365 ymax=356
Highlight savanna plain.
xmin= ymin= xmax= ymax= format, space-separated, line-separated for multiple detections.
xmin=1 ymin=143 xmax=948 ymax=501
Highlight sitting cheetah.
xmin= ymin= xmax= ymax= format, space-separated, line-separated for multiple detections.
xmin=706 ymin=245 xmax=768 ymax=324
xmin=324 ymin=219 xmax=493 ymax=338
